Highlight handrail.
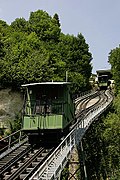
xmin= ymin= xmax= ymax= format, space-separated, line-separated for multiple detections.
xmin=30 ymin=90 xmax=113 ymax=179
xmin=0 ymin=129 xmax=26 ymax=153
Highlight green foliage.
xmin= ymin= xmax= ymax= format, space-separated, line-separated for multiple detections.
xmin=109 ymin=46 xmax=120 ymax=93
xmin=6 ymin=113 xmax=22 ymax=133
xmin=103 ymin=113 xmax=120 ymax=177
xmin=0 ymin=109 xmax=6 ymax=116
xmin=28 ymin=10 xmax=61 ymax=41
xmin=82 ymin=100 xmax=120 ymax=180
xmin=0 ymin=10 xmax=92 ymax=94
xmin=10 ymin=18 xmax=28 ymax=32
xmin=53 ymin=13 xmax=61 ymax=27
xmin=0 ymin=20 xmax=9 ymax=76
xmin=58 ymin=33 xmax=92 ymax=93
xmin=60 ymin=161 xmax=69 ymax=180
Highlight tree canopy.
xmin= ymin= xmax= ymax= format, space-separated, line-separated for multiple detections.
xmin=0 ymin=10 xmax=92 ymax=93
xmin=109 ymin=46 xmax=120 ymax=93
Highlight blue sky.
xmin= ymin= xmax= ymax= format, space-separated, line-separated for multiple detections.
xmin=0 ymin=0 xmax=120 ymax=73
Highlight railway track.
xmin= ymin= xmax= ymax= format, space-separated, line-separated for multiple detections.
xmin=0 ymin=141 xmax=30 ymax=179
xmin=75 ymin=91 xmax=101 ymax=118
xmin=75 ymin=90 xmax=109 ymax=124
xmin=0 ymin=144 xmax=54 ymax=180
xmin=0 ymin=90 xmax=112 ymax=179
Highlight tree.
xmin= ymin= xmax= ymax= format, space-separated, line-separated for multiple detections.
xmin=103 ymin=113 xmax=120 ymax=178
xmin=53 ymin=13 xmax=61 ymax=27
xmin=28 ymin=10 xmax=61 ymax=41
xmin=82 ymin=98 xmax=120 ymax=180
xmin=10 ymin=18 xmax=28 ymax=32
xmin=58 ymin=33 xmax=92 ymax=93
xmin=0 ymin=10 xmax=92 ymax=93
xmin=109 ymin=46 xmax=120 ymax=92
xmin=0 ymin=20 xmax=10 ymax=86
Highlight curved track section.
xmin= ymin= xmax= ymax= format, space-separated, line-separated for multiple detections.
xmin=75 ymin=91 xmax=104 ymax=120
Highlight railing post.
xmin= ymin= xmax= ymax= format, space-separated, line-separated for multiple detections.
xmin=19 ymin=130 xmax=22 ymax=143
xmin=83 ymin=118 xmax=84 ymax=128
xmin=70 ymin=134 xmax=72 ymax=151
xmin=47 ymin=159 xmax=49 ymax=180
xmin=8 ymin=135 xmax=11 ymax=149
xmin=73 ymin=131 xmax=76 ymax=146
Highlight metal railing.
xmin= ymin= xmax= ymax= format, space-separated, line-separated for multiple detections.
xmin=30 ymin=90 xmax=113 ymax=180
xmin=0 ymin=129 xmax=27 ymax=154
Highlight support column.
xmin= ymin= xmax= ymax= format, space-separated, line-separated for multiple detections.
xmin=68 ymin=146 xmax=80 ymax=180
xmin=80 ymin=140 xmax=88 ymax=180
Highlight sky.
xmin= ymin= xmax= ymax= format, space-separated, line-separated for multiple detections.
xmin=0 ymin=0 xmax=120 ymax=73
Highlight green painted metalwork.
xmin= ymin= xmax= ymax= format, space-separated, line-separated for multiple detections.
xmin=23 ymin=115 xmax=63 ymax=129
xmin=22 ymin=82 xmax=74 ymax=131
xmin=99 ymin=82 xmax=108 ymax=87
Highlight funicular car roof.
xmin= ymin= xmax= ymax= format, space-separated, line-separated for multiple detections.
xmin=21 ymin=82 xmax=71 ymax=87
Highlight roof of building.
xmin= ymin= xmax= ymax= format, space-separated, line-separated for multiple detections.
xmin=96 ymin=69 xmax=111 ymax=73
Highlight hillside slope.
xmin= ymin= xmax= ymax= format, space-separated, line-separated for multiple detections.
xmin=0 ymin=89 xmax=23 ymax=129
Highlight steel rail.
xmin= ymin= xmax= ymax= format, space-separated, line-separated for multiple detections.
xmin=75 ymin=91 xmax=102 ymax=119
xmin=0 ymin=129 xmax=27 ymax=154
xmin=7 ymin=147 xmax=49 ymax=180
xmin=23 ymin=147 xmax=55 ymax=180
xmin=0 ymin=144 xmax=32 ymax=177
xmin=0 ymin=137 xmax=28 ymax=160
